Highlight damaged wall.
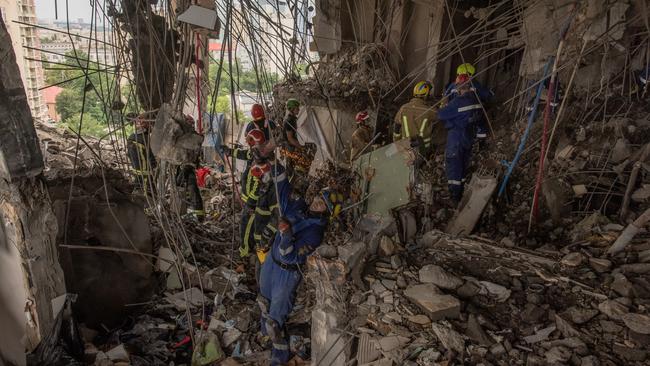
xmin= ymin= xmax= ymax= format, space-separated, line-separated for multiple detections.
xmin=0 ymin=17 xmax=66 ymax=365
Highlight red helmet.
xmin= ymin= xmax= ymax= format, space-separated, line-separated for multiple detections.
xmin=455 ymin=74 xmax=471 ymax=86
xmin=250 ymin=162 xmax=271 ymax=180
xmin=355 ymin=111 xmax=370 ymax=123
xmin=251 ymin=104 xmax=265 ymax=121
xmin=246 ymin=128 xmax=266 ymax=147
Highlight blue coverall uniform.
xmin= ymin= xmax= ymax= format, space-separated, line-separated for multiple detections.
xmin=444 ymin=79 xmax=493 ymax=140
xmin=438 ymin=92 xmax=483 ymax=203
xmin=258 ymin=178 xmax=327 ymax=365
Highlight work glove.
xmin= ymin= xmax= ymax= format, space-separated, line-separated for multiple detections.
xmin=261 ymin=225 xmax=276 ymax=243
xmin=219 ymin=145 xmax=232 ymax=156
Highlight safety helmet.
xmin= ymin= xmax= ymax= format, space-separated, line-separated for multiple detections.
xmin=413 ymin=81 xmax=432 ymax=98
xmin=286 ymin=98 xmax=300 ymax=110
xmin=355 ymin=111 xmax=370 ymax=123
xmin=456 ymin=63 xmax=476 ymax=76
xmin=321 ymin=189 xmax=343 ymax=218
xmin=245 ymin=128 xmax=266 ymax=147
xmin=251 ymin=104 xmax=265 ymax=121
xmin=455 ymin=73 xmax=471 ymax=86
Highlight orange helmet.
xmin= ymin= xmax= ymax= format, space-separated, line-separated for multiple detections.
xmin=251 ymin=104 xmax=265 ymax=121
xmin=355 ymin=111 xmax=370 ymax=123
xmin=246 ymin=129 xmax=266 ymax=147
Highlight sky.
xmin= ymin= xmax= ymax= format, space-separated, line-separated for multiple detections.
xmin=35 ymin=0 xmax=93 ymax=22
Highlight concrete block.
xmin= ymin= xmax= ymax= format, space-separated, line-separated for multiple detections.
xmin=150 ymin=103 xmax=203 ymax=165
xmin=404 ymin=284 xmax=460 ymax=321
xmin=446 ymin=174 xmax=497 ymax=236
xmin=418 ymin=264 xmax=463 ymax=290
xmin=311 ymin=307 xmax=349 ymax=366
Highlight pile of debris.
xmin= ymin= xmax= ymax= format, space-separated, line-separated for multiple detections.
xmin=309 ymin=220 xmax=650 ymax=365
xmin=273 ymin=44 xmax=397 ymax=109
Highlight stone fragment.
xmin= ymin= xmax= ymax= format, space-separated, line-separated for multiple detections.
xmin=564 ymin=306 xmax=599 ymax=324
xmin=611 ymin=273 xmax=634 ymax=297
xmin=378 ymin=236 xmax=396 ymax=256
xmin=477 ymin=281 xmax=511 ymax=302
xmin=316 ymin=244 xmax=338 ymax=258
xmin=598 ymin=299 xmax=629 ymax=320
xmin=621 ymin=313 xmax=650 ymax=335
xmin=500 ymin=237 xmax=515 ymax=248
xmin=545 ymin=346 xmax=572 ymax=364
xmin=523 ymin=326 xmax=556 ymax=344
xmin=366 ymin=295 xmax=377 ymax=306
xmin=431 ymin=322 xmax=465 ymax=354
xmin=156 ymin=247 xmax=176 ymax=272
xmin=456 ymin=281 xmax=480 ymax=298
xmin=599 ymin=320 xmax=623 ymax=333
xmin=383 ymin=312 xmax=402 ymax=323
xmin=338 ymin=241 xmax=366 ymax=274
xmin=466 ymin=314 xmax=494 ymax=346
xmin=390 ymin=255 xmax=402 ymax=269
xmin=611 ymin=138 xmax=631 ymax=163
xmin=222 ymin=328 xmax=242 ymax=348
xmin=381 ymin=279 xmax=396 ymax=290
xmin=561 ymin=252 xmax=585 ymax=267
xmin=404 ymin=284 xmax=460 ymax=321
xmin=378 ymin=335 xmax=410 ymax=352
xmin=371 ymin=281 xmax=387 ymax=295
xmin=588 ymin=258 xmax=611 ymax=273
xmin=417 ymin=349 xmax=441 ymax=365
xmin=418 ymin=264 xmax=463 ymax=290
xmin=106 ymin=344 xmax=129 ymax=362
xmin=612 ymin=343 xmax=646 ymax=361
xmin=489 ymin=343 xmax=506 ymax=356
xmin=356 ymin=333 xmax=381 ymax=364
xmin=555 ymin=314 xmax=581 ymax=338
xmin=407 ymin=314 xmax=431 ymax=325
xmin=165 ymin=288 xmax=209 ymax=311
xmin=580 ymin=355 xmax=600 ymax=366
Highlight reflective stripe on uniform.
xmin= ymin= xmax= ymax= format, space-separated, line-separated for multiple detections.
xmin=458 ymin=104 xmax=483 ymax=112
xmin=402 ymin=115 xmax=411 ymax=138
xmin=273 ymin=172 xmax=286 ymax=182
xmin=279 ymin=244 xmax=294 ymax=256
xmin=448 ymin=180 xmax=462 ymax=185
xmin=254 ymin=234 xmax=262 ymax=240
xmin=273 ymin=343 xmax=289 ymax=351
xmin=641 ymin=76 xmax=647 ymax=84
xmin=255 ymin=207 xmax=272 ymax=216
xmin=419 ymin=118 xmax=428 ymax=137
xmin=240 ymin=214 xmax=255 ymax=257
xmin=476 ymin=133 xmax=487 ymax=138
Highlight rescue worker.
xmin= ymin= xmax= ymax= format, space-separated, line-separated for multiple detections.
xmin=283 ymin=98 xmax=302 ymax=150
xmin=258 ymin=173 xmax=335 ymax=365
xmin=127 ymin=114 xmax=157 ymax=195
xmin=175 ymin=163 xmax=205 ymax=220
xmin=393 ymin=81 xmax=437 ymax=155
xmin=444 ymin=63 xmax=493 ymax=148
xmin=350 ymin=111 xmax=373 ymax=161
xmin=438 ymin=74 xmax=483 ymax=204
xmin=247 ymin=103 xmax=276 ymax=142
xmin=228 ymin=129 xmax=285 ymax=260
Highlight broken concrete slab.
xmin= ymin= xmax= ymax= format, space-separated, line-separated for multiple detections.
xmin=378 ymin=236 xmax=396 ymax=256
xmin=407 ymin=314 xmax=431 ymax=326
xmin=156 ymin=247 xmax=176 ymax=272
xmin=466 ymin=314 xmax=494 ymax=346
xmin=446 ymin=174 xmax=497 ymax=236
xmin=150 ymin=103 xmax=203 ymax=165
xmin=165 ymin=288 xmax=209 ymax=310
xmin=611 ymin=273 xmax=634 ymax=297
xmin=356 ymin=333 xmax=381 ymax=364
xmin=418 ymin=264 xmax=463 ymax=290
xmin=311 ymin=307 xmax=350 ymax=366
xmin=404 ymin=284 xmax=460 ymax=321
xmin=337 ymin=241 xmax=366 ymax=274
xmin=105 ymin=344 xmax=129 ymax=362
xmin=378 ymin=335 xmax=410 ymax=352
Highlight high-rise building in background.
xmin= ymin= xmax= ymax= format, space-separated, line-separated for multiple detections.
xmin=0 ymin=0 xmax=48 ymax=121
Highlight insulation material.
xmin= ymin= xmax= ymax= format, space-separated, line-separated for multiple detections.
xmin=295 ymin=106 xmax=356 ymax=174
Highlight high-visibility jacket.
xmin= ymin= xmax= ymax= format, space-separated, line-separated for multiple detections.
xmin=127 ymin=130 xmax=157 ymax=175
xmin=393 ymin=98 xmax=438 ymax=147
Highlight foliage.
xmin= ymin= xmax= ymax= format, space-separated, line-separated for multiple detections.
xmin=45 ymin=51 xmax=138 ymax=138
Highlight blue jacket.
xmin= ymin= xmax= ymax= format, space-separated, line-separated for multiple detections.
xmin=444 ymin=80 xmax=493 ymax=102
xmin=271 ymin=177 xmax=327 ymax=265
xmin=438 ymin=93 xmax=482 ymax=150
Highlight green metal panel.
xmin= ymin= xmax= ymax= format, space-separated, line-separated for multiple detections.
xmin=355 ymin=139 xmax=413 ymax=218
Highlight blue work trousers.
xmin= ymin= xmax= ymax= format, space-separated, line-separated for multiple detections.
xmin=259 ymin=257 xmax=302 ymax=365
xmin=446 ymin=144 xmax=472 ymax=203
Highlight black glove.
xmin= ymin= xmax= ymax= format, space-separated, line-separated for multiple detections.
xmin=219 ymin=145 xmax=232 ymax=156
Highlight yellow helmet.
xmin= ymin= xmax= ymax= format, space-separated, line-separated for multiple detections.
xmin=456 ymin=63 xmax=476 ymax=76
xmin=413 ymin=81 xmax=432 ymax=98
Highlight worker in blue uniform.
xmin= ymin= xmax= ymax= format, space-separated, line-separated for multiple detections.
xmin=257 ymin=171 xmax=334 ymax=365
xmin=438 ymin=74 xmax=483 ymax=204
xmin=444 ymin=63 xmax=493 ymax=148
